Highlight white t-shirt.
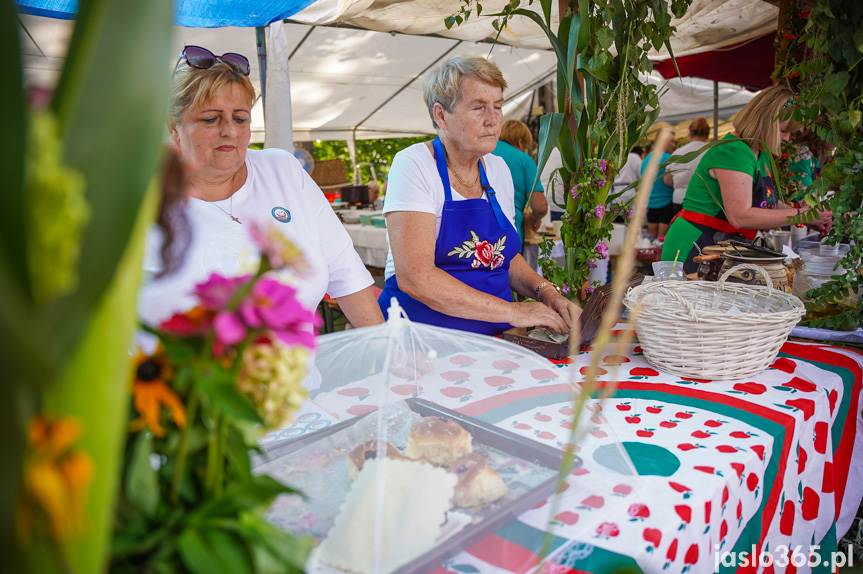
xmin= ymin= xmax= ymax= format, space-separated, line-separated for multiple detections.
xmin=610 ymin=152 xmax=643 ymax=205
xmin=540 ymin=147 xmax=566 ymax=214
xmin=138 ymin=148 xmax=373 ymax=388
xmin=667 ymin=140 xmax=708 ymax=205
xmin=382 ymin=142 xmax=516 ymax=281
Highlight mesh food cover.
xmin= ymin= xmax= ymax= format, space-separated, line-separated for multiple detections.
xmin=255 ymin=299 xmax=640 ymax=574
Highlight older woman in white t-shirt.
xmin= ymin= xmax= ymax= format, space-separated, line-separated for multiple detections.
xmin=138 ymin=46 xmax=383 ymax=388
xmin=378 ymin=56 xmax=579 ymax=336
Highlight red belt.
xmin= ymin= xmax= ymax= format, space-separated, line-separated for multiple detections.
xmin=674 ymin=209 xmax=757 ymax=241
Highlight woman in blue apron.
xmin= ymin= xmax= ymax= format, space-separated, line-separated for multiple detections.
xmin=378 ymin=56 xmax=579 ymax=336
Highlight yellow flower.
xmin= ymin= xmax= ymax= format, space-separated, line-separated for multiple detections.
xmin=18 ymin=415 xmax=94 ymax=543
xmin=239 ymin=338 xmax=309 ymax=430
xmin=130 ymin=350 xmax=186 ymax=437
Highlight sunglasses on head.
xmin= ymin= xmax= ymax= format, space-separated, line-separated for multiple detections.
xmin=180 ymin=45 xmax=250 ymax=76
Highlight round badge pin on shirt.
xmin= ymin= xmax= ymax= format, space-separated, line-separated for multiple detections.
xmin=271 ymin=206 xmax=291 ymax=222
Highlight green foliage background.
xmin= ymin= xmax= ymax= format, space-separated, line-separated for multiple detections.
xmin=782 ymin=0 xmax=863 ymax=331
xmin=313 ymin=136 xmax=432 ymax=182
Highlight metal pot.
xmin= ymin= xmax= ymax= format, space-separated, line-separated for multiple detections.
xmin=339 ymin=185 xmax=370 ymax=205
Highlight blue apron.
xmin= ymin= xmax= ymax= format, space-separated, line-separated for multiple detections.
xmin=378 ymin=137 xmax=520 ymax=335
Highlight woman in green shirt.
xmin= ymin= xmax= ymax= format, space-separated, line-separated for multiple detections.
xmin=662 ymin=85 xmax=833 ymax=273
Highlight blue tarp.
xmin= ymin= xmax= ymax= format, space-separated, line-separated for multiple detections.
xmin=16 ymin=0 xmax=318 ymax=27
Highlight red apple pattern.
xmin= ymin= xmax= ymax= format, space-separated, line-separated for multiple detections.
xmin=309 ymin=340 xmax=858 ymax=574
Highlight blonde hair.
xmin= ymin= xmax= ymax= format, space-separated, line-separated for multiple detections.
xmin=499 ymin=120 xmax=533 ymax=149
xmin=167 ymin=62 xmax=256 ymax=132
xmin=423 ymin=56 xmax=507 ymax=129
xmin=733 ymin=85 xmax=796 ymax=155
xmin=690 ymin=116 xmax=710 ymax=138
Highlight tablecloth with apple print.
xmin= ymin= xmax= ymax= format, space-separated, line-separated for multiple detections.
xmin=300 ymin=340 xmax=863 ymax=574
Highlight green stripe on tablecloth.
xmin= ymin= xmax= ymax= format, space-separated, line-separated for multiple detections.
xmin=602 ymin=388 xmax=786 ymax=574
xmin=474 ymin=392 xmax=572 ymax=424
xmin=776 ymin=351 xmax=855 ymax=459
xmin=494 ymin=520 xmax=570 ymax=557
xmin=555 ymin=542 xmax=644 ymax=574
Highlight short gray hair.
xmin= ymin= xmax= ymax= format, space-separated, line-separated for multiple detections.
xmin=422 ymin=56 xmax=507 ymax=129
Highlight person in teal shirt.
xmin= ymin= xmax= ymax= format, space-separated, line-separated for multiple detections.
xmin=641 ymin=138 xmax=676 ymax=238
xmin=493 ymin=120 xmax=547 ymax=249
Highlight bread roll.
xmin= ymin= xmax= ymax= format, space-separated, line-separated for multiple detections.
xmin=347 ymin=440 xmax=405 ymax=481
xmin=405 ymin=416 xmax=472 ymax=466
xmin=448 ymin=453 xmax=507 ymax=508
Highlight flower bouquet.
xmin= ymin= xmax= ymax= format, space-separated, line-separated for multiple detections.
xmin=111 ymin=225 xmax=318 ymax=573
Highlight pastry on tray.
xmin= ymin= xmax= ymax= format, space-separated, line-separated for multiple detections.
xmin=318 ymin=458 xmax=456 ymax=574
xmin=347 ymin=440 xmax=406 ymax=481
xmin=405 ymin=416 xmax=472 ymax=466
xmin=448 ymin=453 xmax=507 ymax=508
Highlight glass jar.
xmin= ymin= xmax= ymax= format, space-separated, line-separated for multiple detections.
xmin=792 ymin=245 xmax=859 ymax=314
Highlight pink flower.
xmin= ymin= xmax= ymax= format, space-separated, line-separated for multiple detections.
xmin=474 ymin=241 xmax=494 ymax=266
xmin=594 ymin=205 xmax=605 ymax=219
xmin=595 ymin=242 xmax=609 ymax=260
xmin=625 ymin=209 xmax=634 ymax=219
xmin=213 ymin=311 xmax=247 ymax=345
xmin=562 ymin=284 xmax=570 ymax=295
xmin=586 ymin=259 xmax=597 ymax=269
xmin=194 ymin=274 xmax=250 ymax=310
xmin=249 ymin=222 xmax=306 ymax=270
xmin=585 ymin=286 xmax=595 ymax=296
xmin=490 ymin=253 xmax=505 ymax=270
xmin=238 ymin=278 xmax=318 ymax=350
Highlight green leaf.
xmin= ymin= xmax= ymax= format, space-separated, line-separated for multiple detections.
xmin=576 ymin=0 xmax=590 ymax=52
xmin=444 ymin=16 xmax=456 ymax=29
xmin=240 ymin=513 xmax=313 ymax=574
xmin=0 ymin=0 xmax=28 ymax=297
xmin=49 ymin=0 xmax=173 ymax=347
xmin=200 ymin=368 xmax=263 ymax=425
xmin=824 ymin=71 xmax=850 ymax=94
xmin=596 ymin=27 xmax=615 ymax=50
xmin=532 ymin=113 xmax=566 ymax=196
xmin=126 ymin=431 xmax=160 ymax=518
xmin=177 ymin=528 xmax=254 ymax=574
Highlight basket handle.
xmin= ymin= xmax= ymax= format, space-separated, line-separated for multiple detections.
xmin=650 ymin=284 xmax=699 ymax=321
xmin=717 ymin=263 xmax=773 ymax=296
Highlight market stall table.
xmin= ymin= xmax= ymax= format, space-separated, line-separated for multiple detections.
xmin=343 ymin=222 xmax=388 ymax=269
xmin=264 ymin=340 xmax=863 ymax=574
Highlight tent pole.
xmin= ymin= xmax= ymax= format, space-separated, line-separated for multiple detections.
xmin=256 ymin=26 xmax=268 ymax=112
xmin=713 ymin=80 xmax=719 ymax=141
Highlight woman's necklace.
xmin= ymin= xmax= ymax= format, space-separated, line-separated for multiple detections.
xmin=444 ymin=148 xmax=479 ymax=187
xmin=191 ymin=170 xmax=243 ymax=224
xmin=211 ymin=195 xmax=242 ymax=224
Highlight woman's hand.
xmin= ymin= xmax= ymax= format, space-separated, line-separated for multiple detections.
xmin=802 ymin=206 xmax=833 ymax=233
xmin=509 ymin=301 xmax=568 ymax=333
xmin=542 ymin=292 xmax=582 ymax=332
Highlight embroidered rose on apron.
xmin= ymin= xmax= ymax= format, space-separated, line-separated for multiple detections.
xmin=448 ymin=231 xmax=508 ymax=270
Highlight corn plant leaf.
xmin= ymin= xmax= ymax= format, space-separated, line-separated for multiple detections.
xmin=47 ymin=0 xmax=173 ymax=360
xmin=0 ymin=0 xmax=27 ymax=294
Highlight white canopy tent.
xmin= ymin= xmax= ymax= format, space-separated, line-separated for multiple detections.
xmin=18 ymin=0 xmax=772 ymax=145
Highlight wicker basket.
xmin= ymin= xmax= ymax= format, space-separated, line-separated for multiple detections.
xmin=623 ymin=264 xmax=805 ymax=380
xmin=310 ymin=158 xmax=350 ymax=187
xmin=636 ymin=246 xmax=663 ymax=261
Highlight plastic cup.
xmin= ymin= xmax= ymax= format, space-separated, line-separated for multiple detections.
xmin=652 ymin=260 xmax=686 ymax=281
